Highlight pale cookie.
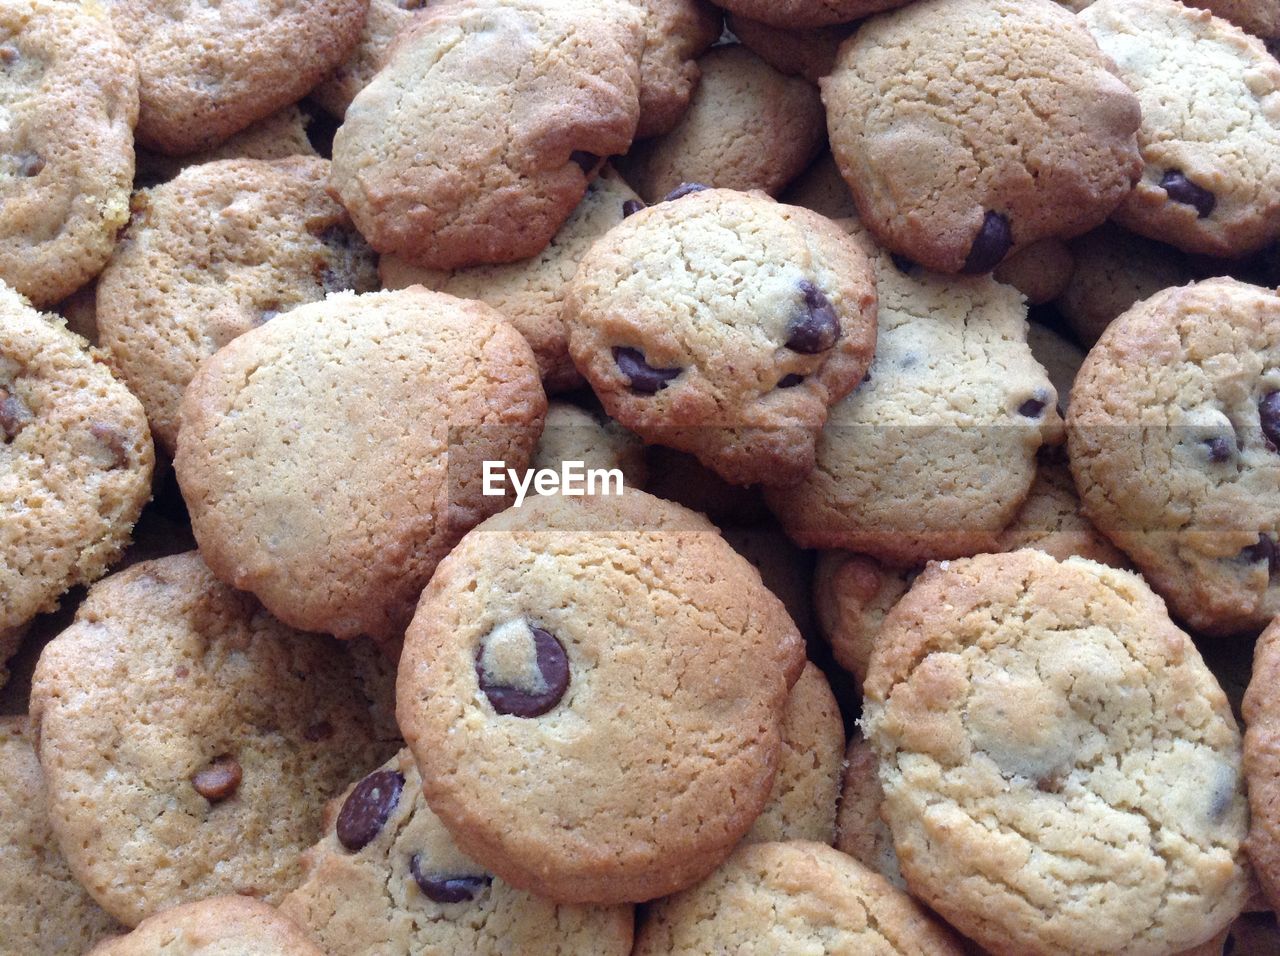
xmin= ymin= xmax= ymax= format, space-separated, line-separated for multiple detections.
xmin=823 ymin=0 xmax=1142 ymax=274
xmin=329 ymin=0 xmax=644 ymax=270
xmin=1068 ymin=278 xmax=1280 ymax=635
xmin=863 ymin=550 xmax=1251 ymax=956
xmin=111 ymin=0 xmax=366 ymax=155
xmin=764 ymin=223 xmax=1061 ymax=563
xmin=529 ymin=399 xmax=647 ymax=491
xmin=1241 ymin=616 xmax=1280 ymax=910
xmin=714 ymin=0 xmax=911 ymax=29
xmin=379 ymin=166 xmax=641 ymax=392
xmin=0 ymin=716 xmax=121 ymax=954
xmin=993 ymin=239 xmax=1075 ymax=306
xmin=725 ymin=14 xmax=852 ymax=84
xmin=1066 ymin=0 xmax=1280 ymax=39
xmin=1 ymin=286 xmax=153 ymax=640
xmin=397 ymin=490 xmax=806 ymax=904
xmin=99 ymin=157 xmax=378 ymax=454
xmin=566 ymin=188 xmax=877 ymax=488
xmin=633 ymin=840 xmax=966 ymax=954
xmin=1082 ymin=0 xmax=1280 ymax=257
xmin=835 ymin=733 xmax=906 ymax=890
xmin=175 ymin=288 xmax=545 ymax=642
xmin=281 ymin=748 xmax=634 ymax=956
xmin=29 ymin=552 xmax=402 ymax=927
xmin=618 ymin=46 xmax=825 ymax=201
xmin=0 ymin=0 xmax=137 ymax=306
xmin=813 ymin=552 xmax=914 ymax=687
xmin=88 ymin=897 xmax=323 ymax=956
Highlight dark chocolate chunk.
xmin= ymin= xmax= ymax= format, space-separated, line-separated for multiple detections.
xmin=784 ymin=280 xmax=840 ymax=354
xmin=1159 ymin=170 xmax=1216 ymax=219
xmin=410 ymin=855 xmax=491 ymax=904
xmin=662 ymin=182 xmax=710 ymax=203
xmin=1261 ymin=391 xmax=1280 ymax=451
xmin=1205 ymin=436 xmax=1234 ymax=463
xmin=476 ymin=626 xmax=569 ymax=718
xmin=621 ymin=199 xmax=645 ymax=218
xmin=336 ymin=769 xmax=405 ymax=851
xmin=1017 ymin=397 xmax=1046 ymax=418
xmin=570 ymin=151 xmax=599 ymax=174
xmin=613 ymin=347 xmax=680 ymax=394
xmin=961 ymin=211 xmax=1012 ymax=274
xmin=777 ymin=373 xmax=804 ymax=388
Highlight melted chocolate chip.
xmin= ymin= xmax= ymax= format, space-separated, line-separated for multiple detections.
xmin=777 ymin=373 xmax=804 ymax=388
xmin=395 ymin=0 xmax=428 ymax=7
xmin=613 ymin=347 xmax=680 ymax=394
xmin=1261 ymin=391 xmax=1280 ymax=451
xmin=621 ymin=199 xmax=645 ymax=218
xmin=889 ymin=253 xmax=916 ymax=274
xmin=410 ymin=856 xmax=491 ymax=903
xmin=961 ymin=211 xmax=1012 ymax=274
xmin=1017 ymin=397 xmax=1046 ymax=418
xmin=89 ymin=422 xmax=129 ymax=469
xmin=1205 ymin=436 xmax=1234 ymax=463
xmin=784 ymin=280 xmax=840 ymax=354
xmin=662 ymin=182 xmax=710 ymax=203
xmin=16 ymin=153 xmax=43 ymax=177
xmin=192 ymin=755 xmax=242 ymax=802
xmin=336 ymin=769 xmax=404 ymax=851
xmin=1242 ymin=534 xmax=1279 ymax=575
xmin=1159 ymin=170 xmax=1215 ymax=219
xmin=569 ymin=151 xmax=599 ymax=174
xmin=0 ymin=388 xmax=30 ymax=441
xmin=476 ymin=626 xmax=569 ymax=718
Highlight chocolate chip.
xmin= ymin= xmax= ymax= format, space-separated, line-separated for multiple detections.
xmin=0 ymin=46 xmax=19 ymax=65
xmin=777 ymin=373 xmax=804 ymax=388
xmin=1205 ymin=436 xmax=1234 ymax=463
xmin=476 ymin=625 xmax=569 ymax=718
xmin=89 ymin=422 xmax=128 ymax=469
xmin=0 ymin=388 xmax=30 ymax=442
xmin=395 ymin=0 xmax=428 ymax=7
xmin=1242 ymin=534 xmax=1279 ymax=576
xmin=410 ymin=855 xmax=491 ymax=903
xmin=613 ymin=347 xmax=680 ymax=394
xmin=784 ymin=280 xmax=840 ymax=354
xmin=1017 ymin=397 xmax=1046 ymax=418
xmin=662 ymin=182 xmax=710 ymax=203
xmin=961 ymin=211 xmax=1012 ymax=274
xmin=621 ymin=199 xmax=645 ymax=218
xmin=569 ymin=151 xmax=599 ymax=174
xmin=336 ymin=770 xmax=404 ymax=852
xmin=192 ymin=755 xmax=242 ymax=802
xmin=1262 ymin=392 xmax=1280 ymax=451
xmin=16 ymin=153 xmax=43 ymax=177
xmin=889 ymin=253 xmax=916 ymax=274
xmin=1159 ymin=170 xmax=1215 ymax=219
xmin=304 ymin=721 xmax=334 ymax=742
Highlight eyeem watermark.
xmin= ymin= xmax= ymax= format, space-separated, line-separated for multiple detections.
xmin=483 ymin=460 xmax=625 ymax=507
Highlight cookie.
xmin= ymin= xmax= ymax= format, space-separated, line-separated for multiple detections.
xmin=0 ymin=716 xmax=121 ymax=953
xmin=813 ymin=552 xmax=914 ymax=687
xmin=329 ymin=0 xmax=645 ymax=270
xmin=764 ymin=223 xmax=1061 ymax=563
xmin=714 ymin=0 xmax=909 ymax=29
xmin=175 ymin=287 xmax=545 ymax=642
xmin=565 ymin=188 xmax=877 ymax=488
xmin=111 ymin=0 xmax=365 ymax=155
xmin=725 ymin=15 xmax=852 ymax=84
xmin=632 ymin=840 xmax=966 ymax=954
xmin=1 ymin=287 xmax=153 ymax=640
xmin=782 ymin=151 xmax=858 ymax=221
xmin=529 ymin=399 xmax=648 ymax=491
xmin=28 ymin=552 xmax=402 ymax=927
xmin=0 ymin=0 xmax=137 ymax=307
xmin=1027 ymin=320 xmax=1087 ymax=414
xmin=835 ymin=732 xmax=905 ymax=890
xmin=280 ymin=748 xmax=635 ymax=955
xmin=823 ymin=0 xmax=1142 ymax=274
xmin=87 ymin=897 xmax=323 ymax=956
xmin=1057 ymin=224 xmax=1189 ymax=346
xmin=862 ymin=550 xmax=1250 ymax=955
xmin=1068 ymin=0 xmax=1280 ymax=39
xmin=618 ymin=46 xmax=825 ymax=201
xmin=992 ymin=239 xmax=1075 ymax=306
xmin=1068 ymin=278 xmax=1280 ymax=636
xmin=379 ymin=166 xmax=641 ymax=392
xmin=396 ymin=489 xmax=806 ymax=904
xmin=98 ymin=157 xmax=378 ymax=454
xmin=1082 ymin=0 xmax=1280 ymax=257
xmin=311 ymin=0 xmax=437 ymax=119
xmin=629 ymin=0 xmax=724 ymax=139
xmin=1241 ymin=616 xmax=1280 ymax=910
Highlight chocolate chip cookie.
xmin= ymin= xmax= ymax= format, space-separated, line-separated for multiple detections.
xmin=715 ymin=0 xmax=910 ymax=28
xmin=725 ymin=14 xmax=852 ymax=83
xmin=629 ymin=0 xmax=723 ymax=139
xmin=88 ymin=897 xmax=323 ymax=956
xmin=1243 ymin=615 xmax=1280 ymax=911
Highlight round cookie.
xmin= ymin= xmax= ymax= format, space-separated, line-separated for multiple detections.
xmin=1 ymin=287 xmax=153 ymax=639
xmin=1067 ymin=278 xmax=1280 ymax=636
xmin=714 ymin=0 xmax=910 ymax=29
xmin=1241 ymin=616 xmax=1280 ymax=911
xmin=632 ymin=840 xmax=966 ymax=954
xmin=1081 ymin=0 xmax=1280 ymax=257
xmin=280 ymin=748 xmax=635 ymax=955
xmin=862 ymin=550 xmax=1251 ymax=955
xmin=0 ymin=0 xmax=137 ymax=307
xmin=764 ymin=223 xmax=1061 ymax=563
xmin=174 ymin=287 xmax=546 ymax=642
xmin=618 ymin=46 xmax=825 ymax=201
xmin=725 ymin=15 xmax=853 ymax=84
xmin=28 ymin=552 xmax=403 ymax=927
xmin=329 ymin=0 xmax=645 ymax=270
xmin=993 ymin=239 xmax=1075 ymax=306
xmin=379 ymin=166 xmax=642 ymax=392
xmin=629 ymin=0 xmax=724 ymax=139
xmin=110 ymin=0 xmax=365 ymax=155
xmin=98 ymin=156 xmax=378 ymax=454
xmin=87 ymin=897 xmax=323 ymax=956
xmin=835 ymin=733 xmax=906 ymax=890
xmin=529 ymin=399 xmax=648 ymax=491
xmin=0 ymin=716 xmax=121 ymax=953
xmin=823 ymin=0 xmax=1142 ymax=274
xmin=813 ymin=552 xmax=914 ymax=687
xmin=565 ymin=188 xmax=878 ymax=488
xmin=396 ymin=490 xmax=806 ymax=904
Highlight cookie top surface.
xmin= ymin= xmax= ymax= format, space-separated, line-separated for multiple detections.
xmin=1243 ymin=616 xmax=1280 ymax=911
xmin=111 ymin=0 xmax=365 ymax=155
xmin=633 ymin=840 xmax=966 ymax=955
xmin=1067 ymin=277 xmax=1280 ymax=636
xmin=28 ymin=552 xmax=402 ymax=927
xmin=281 ymin=748 xmax=634 ymax=955
xmin=630 ymin=0 xmax=722 ymax=139
xmin=88 ymin=897 xmax=323 ymax=956
xmin=823 ymin=0 xmax=1141 ymax=274
xmin=0 ymin=715 xmax=121 ymax=953
xmin=764 ymin=222 xmax=1060 ymax=563
xmin=330 ymin=0 xmax=644 ymax=270
xmin=862 ymin=550 xmax=1250 ymax=955
xmin=311 ymin=0 xmax=436 ymax=119
xmin=98 ymin=156 xmax=378 ymax=453
xmin=1 ymin=286 xmax=153 ymax=634
xmin=379 ymin=166 xmax=641 ymax=393
xmin=397 ymin=489 xmax=806 ymax=904
xmin=0 ymin=0 xmax=137 ymax=306
xmin=565 ymin=188 xmax=877 ymax=488
xmin=1082 ymin=0 xmax=1280 ymax=257
xmin=174 ymin=287 xmax=546 ymax=642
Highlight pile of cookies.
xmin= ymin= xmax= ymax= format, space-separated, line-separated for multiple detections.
xmin=5 ymin=0 xmax=1280 ymax=952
